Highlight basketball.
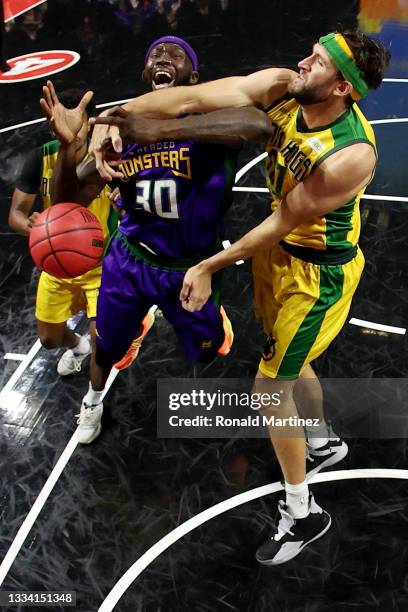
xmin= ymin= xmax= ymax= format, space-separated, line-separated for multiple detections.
xmin=29 ymin=203 xmax=105 ymax=278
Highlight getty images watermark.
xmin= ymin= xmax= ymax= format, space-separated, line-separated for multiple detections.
xmin=167 ymin=389 xmax=319 ymax=428
xmin=157 ymin=379 xmax=322 ymax=438
xmin=157 ymin=378 xmax=408 ymax=439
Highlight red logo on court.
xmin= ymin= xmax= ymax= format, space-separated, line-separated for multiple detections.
xmin=0 ymin=50 xmax=80 ymax=83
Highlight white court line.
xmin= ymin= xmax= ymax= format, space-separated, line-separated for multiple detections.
xmin=362 ymin=194 xmax=408 ymax=202
xmin=371 ymin=118 xmax=408 ymax=125
xmin=98 ymin=468 xmax=408 ymax=612
xmin=349 ymin=318 xmax=406 ymax=335
xmin=233 ymin=188 xmax=408 ymax=202
xmin=233 ymin=186 xmax=269 ymax=193
xmin=0 ymin=432 xmax=79 ymax=586
xmin=0 ymin=366 xmax=120 ymax=588
xmin=3 ymin=353 xmax=26 ymax=361
xmin=383 ymin=78 xmax=408 ymax=83
xmin=235 ymin=152 xmax=268 ymax=182
xmin=222 ymin=240 xmax=244 ymax=265
xmin=0 ymin=306 xmax=158 ymax=585
xmin=96 ymin=99 xmax=133 ymax=109
xmin=0 ymin=118 xmax=46 ymax=133
xmin=0 ymin=340 xmax=42 ymax=407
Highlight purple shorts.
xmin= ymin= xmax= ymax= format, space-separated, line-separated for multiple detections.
xmin=95 ymin=235 xmax=226 ymax=362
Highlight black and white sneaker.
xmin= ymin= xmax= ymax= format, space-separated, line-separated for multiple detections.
xmin=256 ymin=494 xmax=331 ymax=566
xmin=306 ymin=427 xmax=348 ymax=480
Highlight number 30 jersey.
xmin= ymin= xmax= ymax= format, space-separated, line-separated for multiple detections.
xmin=114 ymin=140 xmax=237 ymax=259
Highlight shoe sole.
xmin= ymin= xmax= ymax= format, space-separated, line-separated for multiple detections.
xmin=306 ymin=441 xmax=349 ymax=481
xmin=256 ymin=512 xmax=332 ymax=566
xmin=76 ymin=423 xmax=102 ymax=444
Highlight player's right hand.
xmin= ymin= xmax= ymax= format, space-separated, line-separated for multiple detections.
xmin=89 ymin=107 xmax=159 ymax=181
xmin=180 ymin=263 xmax=212 ymax=312
xmin=88 ymin=107 xmax=124 ymax=181
xmin=40 ymin=80 xmax=94 ymax=146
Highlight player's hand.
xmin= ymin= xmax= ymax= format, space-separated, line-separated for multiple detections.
xmin=180 ymin=263 xmax=212 ymax=312
xmin=88 ymin=107 xmax=125 ymax=181
xmin=108 ymin=186 xmax=125 ymax=216
xmin=26 ymin=212 xmax=40 ymax=232
xmin=108 ymin=187 xmax=121 ymax=203
xmin=89 ymin=107 xmax=156 ymax=180
xmin=40 ymin=80 xmax=94 ymax=146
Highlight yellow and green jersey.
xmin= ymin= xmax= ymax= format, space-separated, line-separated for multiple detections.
xmin=17 ymin=139 xmax=117 ymax=240
xmin=265 ymin=98 xmax=376 ymax=257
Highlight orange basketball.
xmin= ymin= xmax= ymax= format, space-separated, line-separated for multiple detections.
xmin=29 ymin=203 xmax=104 ymax=278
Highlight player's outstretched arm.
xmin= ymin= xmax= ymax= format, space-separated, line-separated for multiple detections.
xmin=88 ymin=68 xmax=295 ymax=178
xmin=180 ymin=143 xmax=376 ymax=311
xmin=91 ymin=106 xmax=274 ymax=149
xmin=124 ymin=68 xmax=296 ymax=116
xmin=40 ymin=81 xmax=106 ymax=205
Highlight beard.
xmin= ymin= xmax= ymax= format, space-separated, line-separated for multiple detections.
xmin=288 ymin=78 xmax=332 ymax=106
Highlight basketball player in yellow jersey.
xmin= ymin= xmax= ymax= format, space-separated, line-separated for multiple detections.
xmin=9 ymin=90 xmax=117 ymax=376
xmin=89 ymin=30 xmax=390 ymax=563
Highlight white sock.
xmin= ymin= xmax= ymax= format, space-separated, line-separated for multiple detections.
xmin=83 ymin=382 xmax=104 ymax=406
xmin=285 ymin=480 xmax=309 ymax=519
xmin=306 ymin=421 xmax=330 ymax=450
xmin=73 ymin=334 xmax=91 ymax=356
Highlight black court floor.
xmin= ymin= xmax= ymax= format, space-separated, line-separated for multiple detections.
xmin=0 ymin=1 xmax=408 ymax=611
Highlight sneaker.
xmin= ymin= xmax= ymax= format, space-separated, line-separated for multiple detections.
xmin=256 ymin=493 xmax=331 ymax=566
xmin=114 ymin=308 xmax=156 ymax=370
xmin=217 ymin=306 xmax=234 ymax=356
xmin=57 ymin=336 xmax=92 ymax=376
xmin=306 ymin=426 xmax=348 ymax=480
xmin=75 ymin=401 xmax=103 ymax=444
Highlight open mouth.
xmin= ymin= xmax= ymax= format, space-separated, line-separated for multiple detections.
xmin=152 ymin=70 xmax=175 ymax=89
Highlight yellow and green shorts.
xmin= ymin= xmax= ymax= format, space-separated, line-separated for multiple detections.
xmin=35 ymin=265 xmax=102 ymax=324
xmin=252 ymin=242 xmax=364 ymax=380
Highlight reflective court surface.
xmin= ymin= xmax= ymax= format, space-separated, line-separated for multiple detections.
xmin=0 ymin=1 xmax=408 ymax=610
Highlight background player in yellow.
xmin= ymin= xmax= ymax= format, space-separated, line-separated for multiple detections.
xmin=9 ymin=90 xmax=117 ymax=376
xmin=89 ymin=30 xmax=390 ymax=565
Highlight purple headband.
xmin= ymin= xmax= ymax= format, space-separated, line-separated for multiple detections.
xmin=145 ymin=36 xmax=199 ymax=71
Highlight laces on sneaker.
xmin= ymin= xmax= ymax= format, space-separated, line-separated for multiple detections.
xmin=75 ymin=403 xmax=99 ymax=424
xmin=61 ymin=351 xmax=82 ymax=372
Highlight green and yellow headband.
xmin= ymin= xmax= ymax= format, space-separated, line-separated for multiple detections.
xmin=319 ymin=32 xmax=369 ymax=100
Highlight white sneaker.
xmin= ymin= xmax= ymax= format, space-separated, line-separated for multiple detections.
xmin=57 ymin=337 xmax=92 ymax=376
xmin=75 ymin=401 xmax=103 ymax=444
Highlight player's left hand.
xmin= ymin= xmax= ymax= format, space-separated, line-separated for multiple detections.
xmin=180 ymin=263 xmax=212 ymax=312
xmin=40 ymin=80 xmax=94 ymax=146
xmin=26 ymin=212 xmax=40 ymax=232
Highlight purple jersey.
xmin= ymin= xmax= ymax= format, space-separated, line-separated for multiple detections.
xmin=114 ymin=139 xmax=237 ymax=259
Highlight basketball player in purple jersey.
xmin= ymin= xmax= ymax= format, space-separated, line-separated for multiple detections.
xmin=41 ymin=37 xmax=272 ymax=443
